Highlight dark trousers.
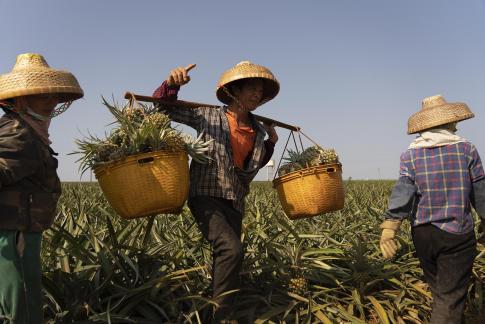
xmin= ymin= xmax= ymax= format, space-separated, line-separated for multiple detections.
xmin=188 ymin=196 xmax=244 ymax=322
xmin=412 ymin=224 xmax=476 ymax=324
xmin=0 ymin=231 xmax=43 ymax=324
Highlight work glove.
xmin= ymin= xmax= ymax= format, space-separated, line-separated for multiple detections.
xmin=380 ymin=219 xmax=402 ymax=259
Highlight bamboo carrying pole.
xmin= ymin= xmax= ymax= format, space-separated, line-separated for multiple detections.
xmin=123 ymin=92 xmax=301 ymax=131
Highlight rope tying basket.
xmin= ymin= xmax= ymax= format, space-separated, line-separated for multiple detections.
xmin=94 ymin=150 xmax=189 ymax=219
xmin=272 ymin=130 xmax=345 ymax=219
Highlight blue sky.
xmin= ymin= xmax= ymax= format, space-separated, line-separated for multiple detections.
xmin=1 ymin=0 xmax=484 ymax=180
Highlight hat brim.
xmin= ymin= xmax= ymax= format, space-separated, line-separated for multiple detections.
xmin=0 ymin=69 xmax=84 ymax=103
xmin=216 ymin=77 xmax=279 ymax=105
xmin=407 ymin=103 xmax=474 ymax=134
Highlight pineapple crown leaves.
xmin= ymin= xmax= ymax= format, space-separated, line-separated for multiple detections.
xmin=71 ymin=130 xmax=114 ymax=175
xmin=183 ymin=133 xmax=214 ymax=164
xmin=273 ymin=240 xmax=306 ymax=269
xmin=278 ymin=145 xmax=339 ymax=176
xmin=102 ymin=97 xmax=138 ymax=138
xmin=283 ymin=149 xmax=305 ymax=164
xmin=72 ymin=98 xmax=212 ymax=172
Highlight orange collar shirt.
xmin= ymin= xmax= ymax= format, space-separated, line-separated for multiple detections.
xmin=225 ymin=111 xmax=256 ymax=169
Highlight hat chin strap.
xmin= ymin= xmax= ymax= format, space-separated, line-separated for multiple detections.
xmin=50 ymin=101 xmax=73 ymax=118
xmin=2 ymin=99 xmax=72 ymax=119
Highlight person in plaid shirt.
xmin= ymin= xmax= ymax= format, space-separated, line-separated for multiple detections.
xmin=380 ymin=95 xmax=485 ymax=323
xmin=153 ymin=61 xmax=279 ymax=323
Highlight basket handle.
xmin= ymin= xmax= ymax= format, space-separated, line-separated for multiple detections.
xmin=126 ymin=91 xmax=145 ymax=110
xmin=138 ymin=157 xmax=155 ymax=165
xmin=325 ymin=167 xmax=336 ymax=173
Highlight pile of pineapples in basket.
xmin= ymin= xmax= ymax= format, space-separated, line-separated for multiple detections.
xmin=278 ymin=146 xmax=339 ymax=176
xmin=73 ymin=98 xmax=211 ymax=219
xmin=273 ymin=145 xmax=344 ymax=220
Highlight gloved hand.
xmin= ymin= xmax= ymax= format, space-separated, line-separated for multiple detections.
xmin=380 ymin=219 xmax=402 ymax=259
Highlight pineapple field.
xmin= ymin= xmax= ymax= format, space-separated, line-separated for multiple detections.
xmin=41 ymin=181 xmax=485 ymax=323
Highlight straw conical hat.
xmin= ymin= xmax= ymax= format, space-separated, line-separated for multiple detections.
xmin=216 ymin=61 xmax=279 ymax=105
xmin=407 ymin=95 xmax=474 ymax=134
xmin=0 ymin=53 xmax=83 ymax=102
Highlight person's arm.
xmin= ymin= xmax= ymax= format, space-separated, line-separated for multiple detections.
xmin=471 ymin=179 xmax=485 ymax=218
xmin=468 ymin=145 xmax=485 ymax=242
xmin=0 ymin=119 xmax=40 ymax=188
xmin=153 ymin=80 xmax=202 ymax=129
xmin=380 ymin=151 xmax=417 ymax=259
xmin=469 ymin=144 xmax=485 ymax=218
xmin=260 ymin=140 xmax=275 ymax=167
xmin=260 ymin=122 xmax=278 ymax=167
xmin=472 ymin=179 xmax=485 ymax=244
xmin=153 ymin=81 xmax=180 ymax=101
xmin=152 ymin=64 xmax=202 ymax=129
xmin=384 ymin=176 xmax=417 ymax=221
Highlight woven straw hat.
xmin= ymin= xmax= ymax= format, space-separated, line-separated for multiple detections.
xmin=216 ymin=61 xmax=279 ymax=105
xmin=0 ymin=53 xmax=83 ymax=102
xmin=407 ymin=95 xmax=474 ymax=134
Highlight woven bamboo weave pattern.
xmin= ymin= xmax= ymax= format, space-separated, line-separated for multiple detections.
xmin=407 ymin=95 xmax=474 ymax=134
xmin=0 ymin=53 xmax=83 ymax=102
xmin=94 ymin=150 xmax=189 ymax=219
xmin=273 ymin=164 xmax=345 ymax=219
xmin=0 ymin=72 xmax=83 ymax=101
xmin=216 ymin=61 xmax=279 ymax=104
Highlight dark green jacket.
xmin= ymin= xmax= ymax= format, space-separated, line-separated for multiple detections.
xmin=0 ymin=111 xmax=61 ymax=232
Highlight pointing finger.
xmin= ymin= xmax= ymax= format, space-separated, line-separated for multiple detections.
xmin=185 ymin=63 xmax=196 ymax=72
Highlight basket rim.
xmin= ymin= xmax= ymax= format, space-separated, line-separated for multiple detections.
xmin=273 ymin=163 xmax=342 ymax=185
xmin=94 ymin=149 xmax=188 ymax=176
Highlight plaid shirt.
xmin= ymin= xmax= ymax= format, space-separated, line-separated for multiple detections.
xmin=389 ymin=141 xmax=485 ymax=234
xmin=153 ymin=82 xmax=272 ymax=213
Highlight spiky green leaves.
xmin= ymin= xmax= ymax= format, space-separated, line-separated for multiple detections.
xmin=278 ymin=146 xmax=339 ymax=176
xmin=72 ymin=98 xmax=212 ymax=174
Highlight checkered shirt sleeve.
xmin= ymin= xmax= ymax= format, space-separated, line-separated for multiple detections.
xmin=468 ymin=144 xmax=485 ymax=182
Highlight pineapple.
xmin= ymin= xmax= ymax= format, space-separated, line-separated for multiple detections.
xmin=143 ymin=112 xmax=171 ymax=129
xmin=318 ymin=148 xmax=339 ymax=165
xmin=278 ymin=146 xmax=339 ymax=177
xmin=72 ymin=98 xmax=212 ymax=174
xmin=289 ymin=266 xmax=308 ymax=295
xmin=286 ymin=243 xmax=308 ymax=296
xmin=109 ymin=129 xmax=128 ymax=147
xmin=95 ymin=142 xmax=119 ymax=162
xmin=108 ymin=148 xmax=126 ymax=162
xmin=122 ymin=106 xmax=145 ymax=124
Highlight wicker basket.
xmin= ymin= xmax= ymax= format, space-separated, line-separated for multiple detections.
xmin=94 ymin=150 xmax=189 ymax=219
xmin=273 ymin=163 xmax=345 ymax=219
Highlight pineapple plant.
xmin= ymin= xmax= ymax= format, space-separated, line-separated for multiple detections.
xmin=288 ymin=266 xmax=308 ymax=296
xmin=72 ymin=97 xmax=212 ymax=174
xmin=278 ymin=145 xmax=339 ymax=176
xmin=285 ymin=243 xmax=308 ymax=296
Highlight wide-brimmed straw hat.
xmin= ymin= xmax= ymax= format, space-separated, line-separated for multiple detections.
xmin=216 ymin=61 xmax=279 ymax=105
xmin=0 ymin=53 xmax=83 ymax=103
xmin=407 ymin=95 xmax=474 ymax=134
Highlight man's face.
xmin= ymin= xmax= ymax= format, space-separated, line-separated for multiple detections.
xmin=26 ymin=94 xmax=59 ymax=117
xmin=233 ymin=79 xmax=264 ymax=111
